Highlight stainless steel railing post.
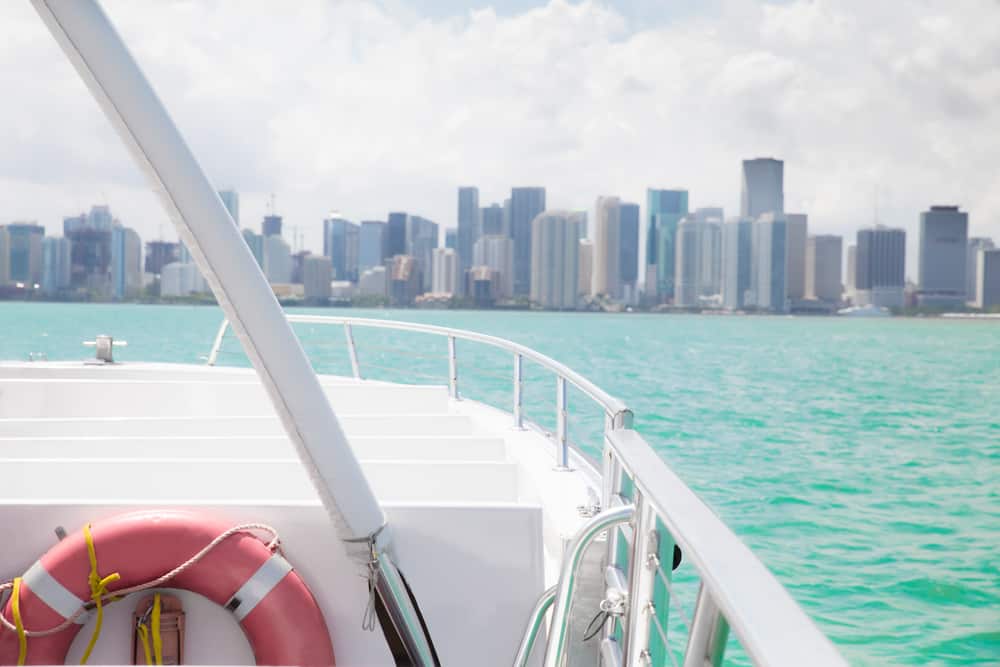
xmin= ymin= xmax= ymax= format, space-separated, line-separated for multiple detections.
xmin=512 ymin=585 xmax=557 ymax=667
xmin=447 ymin=335 xmax=458 ymax=399
xmin=683 ymin=584 xmax=729 ymax=667
xmin=513 ymin=353 xmax=524 ymax=428
xmin=623 ymin=492 xmax=657 ymax=667
xmin=555 ymin=376 xmax=569 ymax=469
xmin=344 ymin=323 xmax=361 ymax=379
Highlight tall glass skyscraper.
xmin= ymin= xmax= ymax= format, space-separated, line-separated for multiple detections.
xmin=918 ymin=205 xmax=968 ymax=305
xmin=646 ymin=189 xmax=688 ymax=300
xmin=386 ymin=212 xmax=408 ymax=258
xmin=359 ymin=221 xmax=387 ymax=272
xmin=722 ymin=218 xmax=753 ymax=310
xmin=740 ymin=158 xmax=784 ymax=219
xmin=323 ymin=217 xmax=359 ymax=282
xmin=855 ymin=226 xmax=906 ymax=308
xmin=510 ymin=187 xmax=546 ymax=296
xmin=457 ymin=187 xmax=480 ymax=294
xmin=618 ymin=203 xmax=640 ymax=302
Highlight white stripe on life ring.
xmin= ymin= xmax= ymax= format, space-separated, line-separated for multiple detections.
xmin=224 ymin=554 xmax=293 ymax=622
xmin=22 ymin=561 xmax=89 ymax=624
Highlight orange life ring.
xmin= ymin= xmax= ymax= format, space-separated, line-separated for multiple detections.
xmin=0 ymin=510 xmax=335 ymax=666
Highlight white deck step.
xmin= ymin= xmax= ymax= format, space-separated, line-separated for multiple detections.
xmin=0 ymin=414 xmax=479 ymax=438
xmin=0 ymin=434 xmax=507 ymax=461
xmin=0 ymin=379 xmax=449 ymax=417
xmin=0 ymin=459 xmax=522 ymax=504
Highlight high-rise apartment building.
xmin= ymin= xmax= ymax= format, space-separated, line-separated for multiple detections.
xmin=785 ymin=213 xmax=808 ymax=300
xmin=618 ymin=203 xmax=640 ymax=304
xmin=218 ymin=189 xmax=239 ymax=225
xmin=918 ymin=205 xmax=968 ymax=307
xmin=386 ymin=212 xmax=408 ymax=258
xmin=457 ymin=187 xmax=480 ymax=292
xmin=323 ymin=216 xmax=359 ymax=282
xmin=805 ymin=234 xmax=843 ymax=302
xmin=481 ymin=204 xmax=504 ymax=236
xmin=389 ymin=255 xmax=421 ymax=306
xmin=674 ymin=217 xmax=700 ymax=307
xmin=966 ymin=238 xmax=994 ymax=304
xmin=976 ymin=249 xmax=1000 ymax=309
xmin=855 ymin=226 xmax=906 ymax=308
xmin=741 ymin=158 xmax=784 ymax=219
xmin=510 ymin=187 xmax=546 ymax=296
xmin=846 ymin=244 xmax=857 ymax=299
xmin=431 ymin=247 xmax=458 ymax=295
xmin=111 ymin=225 xmax=142 ymax=299
xmin=530 ymin=211 xmax=580 ymax=310
xmin=473 ymin=235 xmax=514 ymax=299
xmin=3 ymin=223 xmax=44 ymax=285
xmin=263 ymin=235 xmax=292 ymax=283
xmin=646 ymin=189 xmax=688 ymax=300
xmin=578 ymin=239 xmax=593 ymax=298
xmin=41 ymin=236 xmax=72 ymax=295
xmin=752 ymin=214 xmax=787 ymax=312
xmin=359 ymin=221 xmax=387 ymax=272
xmin=407 ymin=215 xmax=439 ymax=293
xmin=445 ymin=229 xmax=457 ymax=250
xmin=302 ymin=255 xmax=332 ymax=302
xmin=592 ymin=197 xmax=621 ymax=299
xmin=722 ymin=218 xmax=753 ymax=310
xmin=64 ymin=206 xmax=114 ymax=294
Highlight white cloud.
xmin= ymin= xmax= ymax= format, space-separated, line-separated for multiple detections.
xmin=0 ymin=0 xmax=997 ymax=273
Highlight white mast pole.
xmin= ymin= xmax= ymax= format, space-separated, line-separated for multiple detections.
xmin=31 ymin=2 xmax=435 ymax=663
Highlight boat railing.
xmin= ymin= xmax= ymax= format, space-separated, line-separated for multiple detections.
xmin=207 ymin=315 xmax=845 ymax=666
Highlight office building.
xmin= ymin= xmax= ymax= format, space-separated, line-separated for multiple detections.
xmin=263 ymin=235 xmax=292 ymax=283
xmin=618 ymin=203 xmax=640 ymax=304
xmin=323 ymin=216 xmax=359 ymax=282
xmin=466 ymin=266 xmax=500 ymax=308
xmin=722 ymin=218 xmax=753 ymax=310
xmin=111 ymin=225 xmax=142 ymax=299
xmin=144 ymin=241 xmax=179 ymax=276
xmin=481 ymin=204 xmax=504 ymax=236
xmin=0 ymin=227 xmax=9 ymax=284
xmin=64 ymin=206 xmax=114 ymax=294
xmin=785 ymin=213 xmax=808 ymax=300
xmin=855 ymin=226 xmax=906 ymax=308
xmin=510 ymin=187 xmax=546 ymax=296
xmin=407 ymin=215 xmax=439 ymax=293
xmin=218 ymin=189 xmax=239 ymax=225
xmin=4 ymin=223 xmax=44 ymax=285
xmin=359 ymin=221 xmax=387 ymax=272
xmin=592 ymin=197 xmax=621 ymax=299
xmin=674 ymin=217 xmax=700 ymax=307
xmin=389 ymin=255 xmax=421 ymax=306
xmin=242 ymin=229 xmax=264 ymax=269
xmin=41 ymin=237 xmax=72 ymax=295
xmin=646 ymin=189 xmax=688 ymax=300
xmin=262 ymin=214 xmax=282 ymax=238
xmin=805 ymin=235 xmax=843 ymax=302
xmin=431 ymin=248 xmax=458 ymax=295
xmin=457 ymin=187 xmax=480 ymax=291
xmin=578 ymin=239 xmax=593 ymax=298
xmin=302 ymin=255 xmax=332 ymax=302
xmin=358 ymin=266 xmax=388 ymax=298
xmin=918 ymin=205 xmax=968 ymax=307
xmin=445 ymin=229 xmax=457 ymax=250
xmin=752 ymin=214 xmax=787 ymax=312
xmin=386 ymin=212 xmax=408 ymax=258
xmin=693 ymin=208 xmax=724 ymax=297
xmin=976 ymin=249 xmax=1000 ymax=309
xmin=159 ymin=262 xmax=207 ymax=296
xmin=966 ymin=238 xmax=994 ymax=304
xmin=846 ymin=244 xmax=857 ymax=300
xmin=741 ymin=158 xmax=784 ymax=219
xmin=530 ymin=211 xmax=580 ymax=310
xmin=473 ymin=235 xmax=514 ymax=299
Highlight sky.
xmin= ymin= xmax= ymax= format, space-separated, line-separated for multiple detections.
xmin=1 ymin=0 xmax=998 ymax=274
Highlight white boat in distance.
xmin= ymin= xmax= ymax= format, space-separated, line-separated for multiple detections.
xmin=0 ymin=2 xmax=847 ymax=666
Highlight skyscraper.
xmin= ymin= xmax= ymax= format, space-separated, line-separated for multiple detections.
xmin=693 ymin=207 xmax=724 ymax=297
xmin=431 ymin=247 xmax=458 ymax=295
xmin=359 ymin=221 xmax=387 ymax=272
xmin=784 ymin=213 xmax=808 ymax=300
xmin=444 ymin=228 xmax=457 ymax=250
xmin=741 ymin=158 xmax=784 ymax=219
xmin=646 ymin=189 xmax=688 ymax=301
xmin=618 ymin=203 xmax=640 ymax=304
xmin=263 ymin=235 xmax=292 ymax=283
xmin=722 ymin=218 xmax=753 ymax=310
xmin=4 ymin=223 xmax=44 ymax=285
xmin=41 ymin=236 xmax=71 ymax=295
xmin=530 ymin=211 xmax=580 ymax=310
xmin=510 ymin=187 xmax=546 ymax=296
xmin=0 ymin=227 xmax=9 ymax=285
xmin=674 ymin=217 xmax=700 ymax=307
xmin=64 ymin=206 xmax=114 ymax=294
xmin=144 ymin=241 xmax=179 ymax=276
xmin=111 ymin=225 xmax=142 ymax=299
xmin=302 ymin=255 xmax=332 ymax=302
xmin=386 ymin=212 xmax=408 ymax=258
xmin=473 ymin=235 xmax=514 ymax=299
xmin=578 ymin=239 xmax=593 ymax=298
xmin=752 ymin=213 xmax=787 ymax=312
xmin=481 ymin=204 xmax=504 ymax=236
xmin=592 ymin=197 xmax=621 ymax=299
xmin=262 ymin=214 xmax=282 ymax=238
xmin=966 ymin=238 xmax=994 ymax=304
xmin=976 ymin=249 xmax=1000 ymax=309
xmin=407 ymin=215 xmax=439 ymax=293
xmin=457 ymin=187 xmax=480 ymax=293
xmin=855 ymin=226 xmax=906 ymax=308
xmin=846 ymin=244 xmax=857 ymax=299
xmin=918 ymin=205 xmax=968 ymax=307
xmin=805 ymin=235 xmax=843 ymax=302
xmin=323 ymin=216 xmax=359 ymax=282
xmin=218 ymin=189 xmax=239 ymax=225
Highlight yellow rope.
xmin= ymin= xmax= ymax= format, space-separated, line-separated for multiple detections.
xmin=11 ymin=577 xmax=27 ymax=666
xmin=136 ymin=593 xmax=162 ymax=666
xmin=79 ymin=523 xmax=121 ymax=665
xmin=137 ymin=624 xmax=153 ymax=666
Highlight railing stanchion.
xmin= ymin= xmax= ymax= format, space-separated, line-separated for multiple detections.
xmin=555 ymin=376 xmax=569 ymax=470
xmin=624 ymin=491 xmax=657 ymax=667
xmin=513 ymin=353 xmax=523 ymax=428
xmin=448 ymin=335 xmax=458 ymax=399
xmin=683 ymin=584 xmax=729 ymax=667
xmin=344 ymin=323 xmax=361 ymax=379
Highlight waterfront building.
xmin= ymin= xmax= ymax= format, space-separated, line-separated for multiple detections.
xmin=473 ymin=235 xmax=514 ymax=299
xmin=262 ymin=214 xmax=282 ymax=238
xmin=855 ymin=226 xmax=906 ymax=308
xmin=323 ymin=216 xmax=359 ymax=282
xmin=359 ymin=221 xmax=387 ymax=272
xmin=805 ymin=235 xmax=843 ymax=302
xmin=144 ymin=241 xmax=179 ymax=276
xmin=976 ymin=249 xmax=1000 ymax=309
xmin=263 ymin=234 xmax=292 ymax=283
xmin=693 ymin=208 xmax=724 ymax=297
xmin=432 ymin=247 xmax=458 ymax=295
xmin=674 ymin=217 xmax=700 ymax=307
xmin=358 ymin=266 xmax=388 ymax=298
xmin=64 ymin=206 xmax=114 ymax=294
xmin=481 ymin=204 xmax=504 ymax=236
xmin=752 ymin=213 xmax=787 ymax=312
xmin=386 ymin=212 xmax=408 ymax=258
xmin=646 ymin=189 xmax=688 ymax=300
xmin=592 ymin=197 xmax=621 ymax=299
xmin=302 ymin=255 xmax=332 ymax=302
xmin=530 ymin=211 xmax=580 ymax=310
xmin=966 ymin=238 xmax=994 ymax=304
xmin=465 ymin=266 xmax=500 ymax=308
xmin=3 ymin=222 xmax=44 ymax=285
xmin=111 ymin=225 xmax=142 ymax=299
xmin=618 ymin=203 xmax=640 ymax=304
xmin=846 ymin=244 xmax=857 ymax=300
xmin=218 ymin=189 xmax=239 ymax=225
xmin=457 ymin=187 xmax=480 ymax=293
xmin=578 ymin=239 xmax=593 ymax=298
xmin=389 ymin=255 xmax=421 ymax=306
xmin=41 ymin=236 xmax=72 ymax=295
xmin=741 ymin=158 xmax=784 ymax=219
xmin=918 ymin=205 xmax=968 ymax=307
xmin=785 ymin=213 xmax=808 ymax=300
xmin=510 ymin=187 xmax=546 ymax=296
xmin=241 ymin=229 xmax=264 ymax=269
xmin=407 ymin=215 xmax=439 ymax=293
xmin=722 ymin=218 xmax=753 ymax=310
xmin=159 ymin=262 xmax=207 ymax=296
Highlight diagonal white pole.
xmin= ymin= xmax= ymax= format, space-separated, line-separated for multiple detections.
xmin=31 ymin=1 xmax=435 ymax=664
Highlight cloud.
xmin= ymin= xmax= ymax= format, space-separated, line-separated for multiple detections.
xmin=0 ymin=0 xmax=997 ymax=273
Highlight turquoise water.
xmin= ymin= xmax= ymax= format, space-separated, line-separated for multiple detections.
xmin=2 ymin=302 xmax=999 ymax=665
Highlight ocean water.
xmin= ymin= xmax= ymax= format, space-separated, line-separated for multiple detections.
xmin=2 ymin=302 xmax=998 ymax=665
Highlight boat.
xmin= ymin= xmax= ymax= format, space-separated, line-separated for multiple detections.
xmin=836 ymin=304 xmax=891 ymax=317
xmin=0 ymin=2 xmax=846 ymax=665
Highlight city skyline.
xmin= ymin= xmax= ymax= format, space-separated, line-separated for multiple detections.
xmin=1 ymin=0 xmax=997 ymax=274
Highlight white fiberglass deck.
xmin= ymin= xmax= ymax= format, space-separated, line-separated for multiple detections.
xmin=0 ymin=361 xmax=597 ymax=666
